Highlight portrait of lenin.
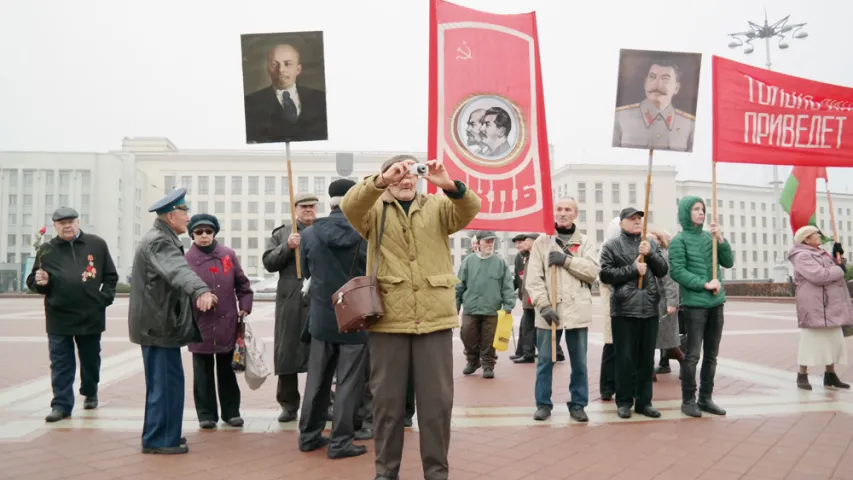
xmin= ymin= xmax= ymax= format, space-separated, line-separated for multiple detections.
xmin=241 ymin=31 xmax=328 ymax=144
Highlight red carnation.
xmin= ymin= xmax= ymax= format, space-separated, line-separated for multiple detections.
xmin=38 ymin=226 xmax=47 ymax=235
xmin=222 ymin=255 xmax=233 ymax=274
xmin=209 ymin=267 xmax=219 ymax=274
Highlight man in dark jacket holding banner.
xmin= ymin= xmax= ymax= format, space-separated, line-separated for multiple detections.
xmin=297 ymin=179 xmax=370 ymax=459
xmin=129 ymin=188 xmax=218 ymax=454
xmin=599 ymin=207 xmax=668 ymax=420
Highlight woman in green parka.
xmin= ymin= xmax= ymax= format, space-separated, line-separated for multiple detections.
xmin=668 ymin=196 xmax=734 ymax=418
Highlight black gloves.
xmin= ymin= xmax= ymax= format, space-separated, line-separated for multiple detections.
xmin=540 ymin=306 xmax=559 ymax=326
xmin=548 ymin=251 xmax=569 ymax=267
xmin=833 ymin=242 xmax=845 ymax=256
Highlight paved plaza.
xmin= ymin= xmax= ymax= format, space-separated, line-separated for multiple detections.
xmin=0 ymin=296 xmax=852 ymax=479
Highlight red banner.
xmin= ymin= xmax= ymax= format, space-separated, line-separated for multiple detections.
xmin=713 ymin=55 xmax=853 ymax=167
xmin=427 ymin=0 xmax=554 ymax=234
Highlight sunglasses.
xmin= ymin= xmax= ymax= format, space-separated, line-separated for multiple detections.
xmin=193 ymin=229 xmax=214 ymax=236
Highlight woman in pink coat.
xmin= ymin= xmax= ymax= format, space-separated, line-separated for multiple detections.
xmin=788 ymin=225 xmax=852 ymax=390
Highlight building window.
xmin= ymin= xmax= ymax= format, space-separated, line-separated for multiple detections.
xmin=577 ymin=182 xmax=586 ymax=203
xmin=164 ymin=175 xmax=176 ymax=194
xmin=215 ymin=176 xmax=226 ymax=194
xmin=596 ymin=210 xmax=604 ymax=223
xmin=265 ymin=201 xmax=275 ymax=214
xmin=753 ymin=251 xmax=758 ymax=261
xmin=281 ymin=202 xmax=291 ymax=214
xmin=265 ymin=219 xmax=275 ymax=231
xmin=198 ymin=201 xmax=209 ymax=213
xmin=298 ymin=177 xmax=309 ymax=192
xmin=612 ymin=210 xmax=619 ymax=219
xmin=741 ymin=232 xmax=746 ymax=244
xmin=248 ymin=219 xmax=258 ymax=231
xmin=45 ymin=171 xmax=54 ymax=187
xmin=231 ymin=201 xmax=242 ymax=214
xmin=761 ymin=217 xmax=767 ymax=228
xmin=248 ymin=237 xmax=259 ymax=249
xmin=181 ymin=176 xmax=192 ymax=193
xmin=232 ymin=237 xmax=242 ymax=249
xmin=7 ymin=235 xmax=15 ymax=246
xmin=314 ymin=177 xmax=326 ymax=194
xmin=248 ymin=202 xmax=259 ymax=214
xmin=628 ymin=183 xmax=637 ymax=204
xmin=198 ymin=176 xmax=209 ymax=195
xmin=23 ymin=171 xmax=34 ymax=187
xmin=248 ymin=176 xmax=259 ymax=195
xmin=248 ymin=256 xmax=259 ymax=268
xmin=281 ymin=177 xmax=290 ymax=194
xmin=596 ymin=229 xmax=604 ymax=242
xmin=579 ymin=210 xmax=586 ymax=223
xmin=80 ymin=194 xmax=89 ymax=209
xmin=215 ymin=201 xmax=225 ymax=214
xmin=231 ymin=219 xmax=241 ymax=231
xmin=265 ymin=176 xmax=276 ymax=195
xmin=729 ymin=215 xmax=734 ymax=226
xmin=594 ymin=183 xmax=603 ymax=203
xmin=611 ymin=183 xmax=620 ymax=203
xmin=232 ymin=176 xmax=242 ymax=195
xmin=23 ymin=194 xmax=33 ymax=207
xmin=23 ymin=214 xmax=32 ymax=225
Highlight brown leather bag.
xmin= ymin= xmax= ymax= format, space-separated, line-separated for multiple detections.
xmin=333 ymin=204 xmax=389 ymax=333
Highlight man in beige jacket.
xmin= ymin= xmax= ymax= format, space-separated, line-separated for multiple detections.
xmin=525 ymin=197 xmax=600 ymax=422
xmin=340 ymin=155 xmax=480 ymax=480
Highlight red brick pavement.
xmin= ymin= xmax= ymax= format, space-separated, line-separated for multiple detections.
xmin=1 ymin=297 xmax=852 ymax=479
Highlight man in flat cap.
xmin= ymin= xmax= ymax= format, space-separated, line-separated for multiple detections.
xmin=297 ymin=178 xmax=370 ymax=458
xmin=26 ymin=207 xmax=118 ymax=423
xmin=456 ymin=231 xmax=516 ymax=379
xmin=599 ymin=206 xmax=668 ymax=420
xmin=129 ymin=188 xmax=218 ymax=454
xmin=509 ymin=232 xmax=540 ymax=364
xmin=263 ymin=192 xmax=319 ymax=423
xmin=340 ymin=154 xmax=480 ymax=480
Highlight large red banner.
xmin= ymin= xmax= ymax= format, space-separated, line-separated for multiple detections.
xmin=713 ymin=55 xmax=853 ymax=167
xmin=427 ymin=0 xmax=554 ymax=234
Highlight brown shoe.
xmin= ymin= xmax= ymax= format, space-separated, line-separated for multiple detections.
xmin=797 ymin=373 xmax=812 ymax=390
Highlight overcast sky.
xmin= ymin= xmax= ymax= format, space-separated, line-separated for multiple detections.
xmin=2 ymin=0 xmax=852 ymax=192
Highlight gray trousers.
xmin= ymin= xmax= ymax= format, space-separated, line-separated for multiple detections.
xmin=370 ymin=330 xmax=453 ymax=480
xmin=298 ymin=338 xmax=367 ymax=455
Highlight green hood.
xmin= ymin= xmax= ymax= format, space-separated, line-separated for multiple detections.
xmin=678 ymin=196 xmax=705 ymax=232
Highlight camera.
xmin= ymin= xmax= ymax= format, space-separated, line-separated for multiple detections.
xmin=409 ymin=164 xmax=428 ymax=176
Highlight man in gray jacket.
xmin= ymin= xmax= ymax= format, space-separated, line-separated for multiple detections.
xmin=129 ymin=188 xmax=218 ymax=454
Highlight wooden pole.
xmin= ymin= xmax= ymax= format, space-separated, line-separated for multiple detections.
xmin=285 ymin=142 xmax=302 ymax=279
xmin=550 ymin=264 xmax=558 ymax=364
xmin=826 ymin=180 xmax=842 ymax=265
xmin=712 ymin=161 xmax=718 ymax=280
xmin=638 ymin=149 xmax=653 ymax=288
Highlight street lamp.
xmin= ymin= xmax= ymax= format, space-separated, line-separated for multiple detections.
xmin=725 ymin=10 xmax=808 ymax=282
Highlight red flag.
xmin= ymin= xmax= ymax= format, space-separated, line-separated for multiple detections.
xmin=427 ymin=0 xmax=554 ymax=234
xmin=712 ymin=56 xmax=853 ymax=167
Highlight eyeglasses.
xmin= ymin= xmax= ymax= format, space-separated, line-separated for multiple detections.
xmin=193 ymin=229 xmax=214 ymax=236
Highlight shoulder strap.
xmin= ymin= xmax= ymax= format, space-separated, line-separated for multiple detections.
xmin=370 ymin=204 xmax=389 ymax=279
xmin=347 ymin=238 xmax=363 ymax=279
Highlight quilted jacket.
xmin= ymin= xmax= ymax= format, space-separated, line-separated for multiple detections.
xmin=669 ymin=196 xmax=734 ymax=308
xmin=340 ymin=175 xmax=481 ymax=334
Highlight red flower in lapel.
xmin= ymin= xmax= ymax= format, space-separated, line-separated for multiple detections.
xmin=569 ymin=244 xmax=580 ymax=254
xmin=222 ymin=255 xmax=233 ymax=274
xmin=209 ymin=266 xmax=219 ymax=274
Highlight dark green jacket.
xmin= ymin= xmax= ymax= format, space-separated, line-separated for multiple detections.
xmin=668 ymin=196 xmax=735 ymax=308
xmin=456 ymin=254 xmax=515 ymax=315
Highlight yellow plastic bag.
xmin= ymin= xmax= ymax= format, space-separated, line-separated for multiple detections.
xmin=492 ymin=311 xmax=513 ymax=351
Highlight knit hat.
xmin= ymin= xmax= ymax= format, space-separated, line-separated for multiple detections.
xmin=380 ymin=154 xmax=419 ymax=173
xmin=328 ymin=178 xmax=356 ymax=197
xmin=188 ymin=213 xmax=220 ymax=238
xmin=794 ymin=225 xmax=820 ymax=245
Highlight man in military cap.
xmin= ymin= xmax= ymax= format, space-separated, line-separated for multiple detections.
xmin=129 ymin=188 xmax=218 ymax=454
xmin=613 ymin=56 xmax=695 ymax=152
xmin=26 ymin=206 xmax=118 ymax=423
xmin=456 ymin=230 xmax=516 ymax=378
xmin=509 ymin=232 xmax=540 ymax=364
xmin=263 ymin=192 xmax=318 ymax=422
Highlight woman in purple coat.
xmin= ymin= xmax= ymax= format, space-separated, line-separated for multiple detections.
xmin=186 ymin=214 xmax=254 ymax=428
xmin=788 ymin=225 xmax=851 ymax=391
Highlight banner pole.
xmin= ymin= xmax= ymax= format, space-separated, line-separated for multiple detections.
xmin=285 ymin=141 xmax=302 ymax=279
xmin=638 ymin=148 xmax=654 ymax=289
xmin=712 ymin=161 xmax=718 ymax=290
xmin=826 ymin=179 xmax=842 ymax=265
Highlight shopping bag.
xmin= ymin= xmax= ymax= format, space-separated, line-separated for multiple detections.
xmin=243 ymin=319 xmax=271 ymax=390
xmin=843 ymin=325 xmax=853 ymax=338
xmin=492 ymin=311 xmax=513 ymax=351
xmin=231 ymin=315 xmax=247 ymax=372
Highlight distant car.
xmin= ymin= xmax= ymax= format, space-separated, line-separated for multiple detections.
xmin=252 ymin=277 xmax=279 ymax=294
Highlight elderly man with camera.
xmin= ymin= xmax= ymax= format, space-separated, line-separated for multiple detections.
xmin=340 ymin=155 xmax=480 ymax=480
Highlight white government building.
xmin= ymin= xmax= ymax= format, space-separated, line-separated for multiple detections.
xmin=2 ymin=136 xmax=852 ymax=291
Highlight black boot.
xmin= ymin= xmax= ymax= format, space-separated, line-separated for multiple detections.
xmin=656 ymin=350 xmax=671 ymax=374
xmin=797 ymin=373 xmax=812 ymax=390
xmin=824 ymin=371 xmax=851 ymax=389
xmin=680 ymin=392 xmax=701 ymax=418
xmin=698 ymin=395 xmax=727 ymax=416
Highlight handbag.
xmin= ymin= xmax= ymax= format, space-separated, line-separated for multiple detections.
xmin=844 ymin=325 xmax=853 ymax=338
xmin=232 ymin=314 xmax=247 ymax=372
xmin=333 ymin=204 xmax=389 ymax=333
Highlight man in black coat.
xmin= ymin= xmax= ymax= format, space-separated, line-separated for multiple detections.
xmin=599 ymin=207 xmax=668 ymax=420
xmin=297 ymin=179 xmax=369 ymax=459
xmin=26 ymin=207 xmax=118 ymax=423
xmin=128 ymin=188 xmax=218 ymax=454
xmin=244 ymin=43 xmax=328 ymax=144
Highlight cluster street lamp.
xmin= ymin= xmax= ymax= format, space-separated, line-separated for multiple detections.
xmin=726 ymin=11 xmax=809 ymax=282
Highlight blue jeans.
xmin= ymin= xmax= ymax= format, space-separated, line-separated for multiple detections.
xmin=535 ymin=327 xmax=588 ymax=409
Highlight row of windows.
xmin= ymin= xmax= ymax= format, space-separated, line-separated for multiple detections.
xmin=4 ymin=170 xmax=90 ymax=188
xmin=571 ymin=182 xmax=651 ymax=205
xmin=164 ymin=175 xmax=358 ymax=196
xmin=7 ymin=213 xmax=90 ymax=227
xmin=682 ymin=197 xmax=853 ymax=219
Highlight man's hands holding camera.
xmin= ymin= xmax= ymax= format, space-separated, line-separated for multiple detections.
xmin=374 ymin=158 xmax=456 ymax=192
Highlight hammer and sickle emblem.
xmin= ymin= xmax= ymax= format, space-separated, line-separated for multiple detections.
xmin=456 ymin=42 xmax=472 ymax=60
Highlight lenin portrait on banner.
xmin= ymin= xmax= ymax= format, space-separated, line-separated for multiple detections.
xmin=612 ymin=49 xmax=702 ymax=153
xmin=241 ymin=31 xmax=328 ymax=144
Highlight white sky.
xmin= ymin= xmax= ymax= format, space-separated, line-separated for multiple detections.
xmin=2 ymin=0 xmax=852 ymax=191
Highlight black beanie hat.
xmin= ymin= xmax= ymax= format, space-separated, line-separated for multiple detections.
xmin=188 ymin=213 xmax=220 ymax=238
xmin=329 ymin=178 xmax=357 ymax=197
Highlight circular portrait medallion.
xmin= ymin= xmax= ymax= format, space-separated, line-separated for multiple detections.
xmin=450 ymin=94 xmax=526 ymax=167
